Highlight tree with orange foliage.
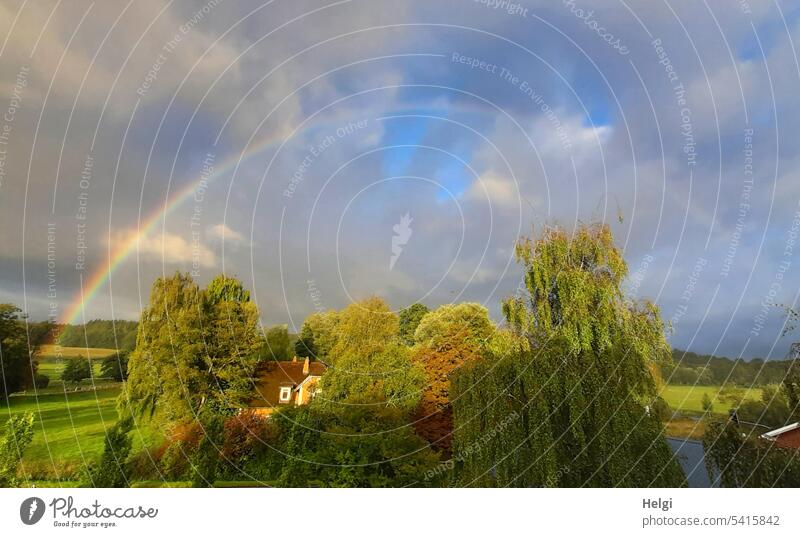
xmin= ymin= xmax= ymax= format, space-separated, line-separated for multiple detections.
xmin=411 ymin=303 xmax=495 ymax=453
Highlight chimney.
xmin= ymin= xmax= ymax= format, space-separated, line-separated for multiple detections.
xmin=303 ymin=357 xmax=310 ymax=375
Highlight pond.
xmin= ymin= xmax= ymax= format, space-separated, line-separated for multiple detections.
xmin=667 ymin=437 xmax=719 ymax=488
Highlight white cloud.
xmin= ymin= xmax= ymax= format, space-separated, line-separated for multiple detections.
xmin=112 ymin=230 xmax=216 ymax=268
xmin=206 ymin=223 xmax=246 ymax=244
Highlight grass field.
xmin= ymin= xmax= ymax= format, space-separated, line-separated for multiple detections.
xmin=659 ymin=384 xmax=763 ymax=415
xmin=39 ymin=344 xmax=118 ymax=359
xmin=0 ymin=385 xmax=162 ymax=481
xmin=32 ymin=345 xmax=120 ymax=391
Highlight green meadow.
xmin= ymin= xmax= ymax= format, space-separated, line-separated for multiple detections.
xmin=659 ymin=384 xmax=763 ymax=415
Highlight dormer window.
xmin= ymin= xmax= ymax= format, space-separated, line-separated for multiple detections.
xmin=279 ymin=386 xmax=292 ymax=402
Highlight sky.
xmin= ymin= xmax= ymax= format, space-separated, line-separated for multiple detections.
xmin=2 ymin=0 xmax=800 ymax=359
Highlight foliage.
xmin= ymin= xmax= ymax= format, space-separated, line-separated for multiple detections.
xmin=124 ymin=273 xmax=261 ymax=421
xmin=452 ymin=224 xmax=685 ymax=487
xmin=34 ymin=374 xmax=50 ymax=389
xmin=662 ymin=349 xmax=793 ymax=387
xmin=410 ymin=303 xmax=496 ymax=452
xmin=704 ymin=419 xmax=800 ymax=487
xmin=191 ymin=414 xmax=224 ymax=488
xmin=0 ymin=411 xmax=35 ymax=486
xmin=271 ymin=405 xmax=438 ymax=487
xmin=263 ymin=325 xmax=292 ymax=361
xmin=398 ymin=303 xmax=429 ymax=346
xmin=85 ymin=418 xmax=133 ymax=487
xmin=61 ymin=356 xmax=92 ymax=383
xmin=735 ymin=385 xmax=792 ymax=429
xmin=0 ymin=304 xmax=38 ymax=399
xmin=58 ymin=320 xmax=138 ymax=351
xmin=100 ymin=351 xmax=129 ymax=381
xmin=701 ymin=393 xmax=714 ymax=414
xmin=319 ymin=297 xmax=424 ymax=413
xmin=294 ymin=310 xmax=338 ymax=361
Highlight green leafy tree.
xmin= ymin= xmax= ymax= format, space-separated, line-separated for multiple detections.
xmin=61 ymin=357 xmax=92 ymax=383
xmin=0 ymin=412 xmax=35 ymax=486
xmin=398 ymin=303 xmax=429 ymax=346
xmin=319 ymin=297 xmax=424 ymax=413
xmin=0 ymin=304 xmax=38 ymax=399
xmin=191 ymin=413 xmax=224 ymax=487
xmin=704 ymin=419 xmax=800 ymax=487
xmin=100 ymin=351 xmax=129 ymax=381
xmin=452 ymin=224 xmax=685 ymax=487
xmin=85 ymin=418 xmax=133 ymax=487
xmin=264 ymin=325 xmax=292 ymax=361
xmin=272 ymin=405 xmax=438 ymax=487
xmin=701 ymin=393 xmax=714 ymax=414
xmin=294 ymin=310 xmax=338 ymax=361
xmin=124 ymin=273 xmax=261 ymax=421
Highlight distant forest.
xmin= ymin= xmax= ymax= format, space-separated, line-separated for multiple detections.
xmin=40 ymin=319 xmax=796 ymax=387
xmin=663 ymin=349 xmax=793 ymax=386
xmin=56 ymin=320 xmax=138 ymax=351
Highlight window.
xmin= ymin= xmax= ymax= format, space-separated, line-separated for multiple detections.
xmin=279 ymin=387 xmax=292 ymax=402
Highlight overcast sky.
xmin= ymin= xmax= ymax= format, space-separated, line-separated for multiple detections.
xmin=2 ymin=0 xmax=800 ymax=359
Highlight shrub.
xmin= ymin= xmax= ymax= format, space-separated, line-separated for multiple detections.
xmin=0 ymin=412 xmax=35 ymax=487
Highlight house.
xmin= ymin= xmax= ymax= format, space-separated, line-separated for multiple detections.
xmin=760 ymin=422 xmax=800 ymax=449
xmin=249 ymin=357 xmax=326 ymax=416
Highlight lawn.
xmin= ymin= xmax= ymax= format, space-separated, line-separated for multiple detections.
xmin=659 ymin=384 xmax=763 ymax=415
xmin=34 ymin=345 xmax=120 ymax=390
xmin=39 ymin=344 xmax=118 ymax=359
xmin=0 ymin=386 xmax=162 ymax=482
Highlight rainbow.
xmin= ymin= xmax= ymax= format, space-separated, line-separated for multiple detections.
xmin=60 ymin=128 xmax=294 ymax=326
xmin=60 ymin=102 xmax=492 ymax=326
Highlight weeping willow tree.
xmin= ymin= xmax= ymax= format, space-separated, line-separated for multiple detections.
xmin=451 ymin=224 xmax=685 ymax=487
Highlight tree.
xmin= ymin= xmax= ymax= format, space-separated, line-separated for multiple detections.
xmin=0 ymin=304 xmax=38 ymax=399
xmin=85 ymin=418 xmax=133 ymax=487
xmin=61 ymin=357 xmax=92 ymax=383
xmin=411 ymin=303 xmax=495 ymax=452
xmin=701 ymin=393 xmax=714 ymax=414
xmin=124 ymin=273 xmax=261 ymax=422
xmin=704 ymin=419 xmax=800 ymax=487
xmin=398 ymin=303 xmax=429 ymax=346
xmin=294 ymin=310 xmax=338 ymax=362
xmin=318 ymin=297 xmax=424 ymax=413
xmin=451 ymin=224 xmax=685 ymax=487
xmin=329 ymin=297 xmax=397 ymax=363
xmin=0 ymin=412 xmax=35 ymax=487
xmin=191 ymin=413 xmax=224 ymax=487
xmin=100 ymin=351 xmax=129 ymax=381
xmin=263 ymin=325 xmax=292 ymax=361
xmin=271 ymin=405 xmax=439 ymax=487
